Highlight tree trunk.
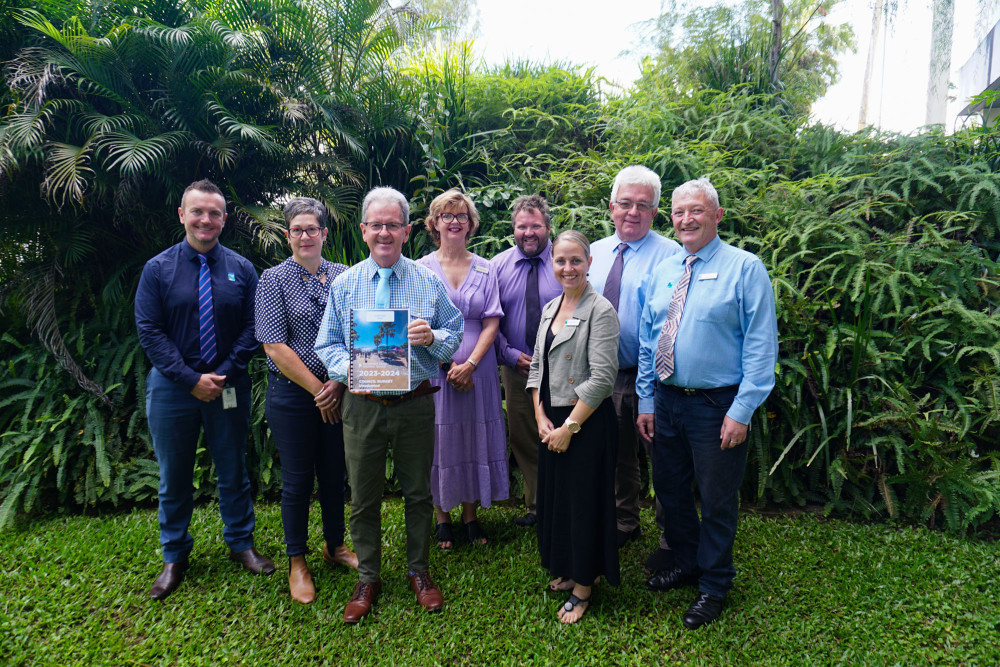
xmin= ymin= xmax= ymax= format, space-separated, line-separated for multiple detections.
xmin=925 ymin=0 xmax=955 ymax=127
xmin=770 ymin=0 xmax=784 ymax=86
xmin=858 ymin=1 xmax=884 ymax=129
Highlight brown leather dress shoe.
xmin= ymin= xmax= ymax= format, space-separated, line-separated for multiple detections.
xmin=229 ymin=547 xmax=276 ymax=575
xmin=288 ymin=555 xmax=315 ymax=604
xmin=408 ymin=571 xmax=443 ymax=612
xmin=323 ymin=542 xmax=359 ymax=570
xmin=343 ymin=580 xmax=381 ymax=624
xmin=149 ymin=561 xmax=188 ymax=601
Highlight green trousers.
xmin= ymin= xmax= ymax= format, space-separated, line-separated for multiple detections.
xmin=342 ymin=392 xmax=435 ymax=583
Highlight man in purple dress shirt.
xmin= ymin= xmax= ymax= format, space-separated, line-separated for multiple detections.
xmin=491 ymin=194 xmax=562 ymax=527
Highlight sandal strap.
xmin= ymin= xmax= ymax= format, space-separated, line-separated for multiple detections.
xmin=563 ymin=594 xmax=591 ymax=611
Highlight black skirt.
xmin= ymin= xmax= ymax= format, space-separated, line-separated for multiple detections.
xmin=536 ymin=393 xmax=620 ymax=586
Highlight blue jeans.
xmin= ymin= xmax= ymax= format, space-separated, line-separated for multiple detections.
xmin=651 ymin=383 xmax=747 ymax=597
xmin=146 ymin=368 xmax=255 ymax=562
xmin=265 ymin=373 xmax=346 ymax=556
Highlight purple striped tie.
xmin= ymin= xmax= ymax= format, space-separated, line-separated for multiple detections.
xmin=197 ymin=254 xmax=217 ymax=366
xmin=655 ymin=255 xmax=699 ymax=381
xmin=602 ymin=242 xmax=628 ymax=311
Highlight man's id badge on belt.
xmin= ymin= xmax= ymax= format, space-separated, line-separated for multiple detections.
xmin=222 ymin=386 xmax=237 ymax=410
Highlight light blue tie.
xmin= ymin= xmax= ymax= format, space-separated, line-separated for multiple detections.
xmin=197 ymin=254 xmax=216 ymax=366
xmin=375 ymin=267 xmax=393 ymax=308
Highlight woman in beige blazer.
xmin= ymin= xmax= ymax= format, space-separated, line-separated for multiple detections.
xmin=527 ymin=230 xmax=621 ymax=624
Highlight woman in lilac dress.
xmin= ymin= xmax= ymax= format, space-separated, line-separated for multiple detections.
xmin=418 ymin=189 xmax=508 ymax=547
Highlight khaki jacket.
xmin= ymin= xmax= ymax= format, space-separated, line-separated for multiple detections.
xmin=526 ymin=282 xmax=620 ymax=408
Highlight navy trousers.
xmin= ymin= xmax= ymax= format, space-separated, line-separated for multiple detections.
xmin=146 ymin=368 xmax=255 ymax=563
xmin=651 ymin=382 xmax=747 ymax=597
xmin=265 ymin=373 xmax=346 ymax=556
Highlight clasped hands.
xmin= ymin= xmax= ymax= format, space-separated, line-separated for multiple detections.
xmin=536 ymin=414 xmax=571 ymax=453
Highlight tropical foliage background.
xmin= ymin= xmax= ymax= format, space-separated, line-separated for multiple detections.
xmin=2 ymin=0 xmax=998 ymax=534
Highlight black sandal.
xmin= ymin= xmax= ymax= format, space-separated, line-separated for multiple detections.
xmin=463 ymin=520 xmax=487 ymax=545
xmin=559 ymin=594 xmax=591 ymax=622
xmin=435 ymin=522 xmax=454 ymax=549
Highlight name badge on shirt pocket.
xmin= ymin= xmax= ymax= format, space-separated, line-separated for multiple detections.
xmin=565 ymin=317 xmax=581 ymax=326
xmin=473 ymin=265 xmax=489 ymax=274
xmin=698 ymin=272 xmax=719 ymax=281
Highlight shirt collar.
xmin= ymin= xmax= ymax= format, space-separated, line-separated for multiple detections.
xmin=613 ymin=230 xmax=654 ymax=253
xmin=287 ymin=256 xmax=331 ymax=277
xmin=182 ymin=239 xmax=222 ymax=262
xmin=515 ymin=239 xmax=551 ymax=264
xmin=690 ymin=234 xmax=723 ymax=263
xmin=363 ymin=255 xmax=409 ymax=280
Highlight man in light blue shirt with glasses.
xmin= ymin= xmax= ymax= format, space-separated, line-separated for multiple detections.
xmin=589 ymin=166 xmax=680 ymax=568
xmin=315 ymin=186 xmax=462 ymax=624
xmin=637 ymin=177 xmax=777 ymax=630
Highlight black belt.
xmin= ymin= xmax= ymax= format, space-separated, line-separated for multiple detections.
xmin=663 ymin=384 xmax=739 ymax=397
xmin=618 ymin=367 xmax=638 ymax=375
xmin=362 ymin=380 xmax=440 ymax=407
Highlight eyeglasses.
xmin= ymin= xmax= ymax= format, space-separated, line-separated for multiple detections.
xmin=439 ymin=212 xmax=470 ymax=223
xmin=614 ymin=200 xmax=655 ymax=214
xmin=365 ymin=222 xmax=406 ymax=232
xmin=289 ymin=226 xmax=323 ymax=238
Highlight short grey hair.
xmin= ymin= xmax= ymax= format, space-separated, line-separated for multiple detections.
xmin=362 ymin=186 xmax=409 ymax=225
xmin=282 ymin=197 xmax=327 ymax=227
xmin=610 ymin=165 xmax=661 ymax=206
xmin=553 ymin=229 xmax=591 ymax=260
xmin=671 ymin=177 xmax=720 ymax=209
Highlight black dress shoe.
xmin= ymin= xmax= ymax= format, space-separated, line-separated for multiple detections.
xmin=644 ymin=547 xmax=675 ymax=574
xmin=646 ymin=566 xmax=700 ymax=591
xmin=616 ymin=526 xmax=642 ymax=549
xmin=512 ymin=512 xmax=536 ymax=527
xmin=230 ymin=547 xmax=276 ymax=575
xmin=149 ymin=561 xmax=188 ymax=601
xmin=682 ymin=592 xmax=725 ymax=629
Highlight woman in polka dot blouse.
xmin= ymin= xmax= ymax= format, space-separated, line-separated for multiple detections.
xmin=254 ymin=197 xmax=358 ymax=604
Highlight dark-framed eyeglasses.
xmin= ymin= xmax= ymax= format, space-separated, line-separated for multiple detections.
xmin=289 ymin=226 xmax=323 ymax=238
xmin=439 ymin=212 xmax=470 ymax=223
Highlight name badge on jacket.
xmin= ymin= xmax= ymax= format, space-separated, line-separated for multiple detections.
xmin=565 ymin=317 xmax=581 ymax=326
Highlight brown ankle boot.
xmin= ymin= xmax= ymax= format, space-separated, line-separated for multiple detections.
xmin=288 ymin=555 xmax=315 ymax=604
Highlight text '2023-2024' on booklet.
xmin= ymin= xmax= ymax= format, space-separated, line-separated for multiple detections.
xmin=348 ymin=308 xmax=411 ymax=392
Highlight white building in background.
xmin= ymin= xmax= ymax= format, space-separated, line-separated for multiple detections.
xmin=957 ymin=5 xmax=1000 ymax=127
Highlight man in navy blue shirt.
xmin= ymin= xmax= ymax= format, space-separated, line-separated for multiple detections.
xmin=135 ymin=179 xmax=274 ymax=601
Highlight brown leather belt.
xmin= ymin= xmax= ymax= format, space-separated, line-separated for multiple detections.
xmin=362 ymin=379 xmax=440 ymax=407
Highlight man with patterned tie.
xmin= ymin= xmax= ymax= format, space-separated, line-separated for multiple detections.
xmin=636 ymin=177 xmax=778 ymax=629
xmin=588 ymin=165 xmax=680 ymax=565
xmin=135 ymin=179 xmax=274 ymax=602
xmin=491 ymin=194 xmax=562 ymax=527
xmin=314 ymin=186 xmax=462 ymax=623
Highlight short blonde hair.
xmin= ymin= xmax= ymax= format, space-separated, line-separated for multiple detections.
xmin=426 ymin=188 xmax=480 ymax=245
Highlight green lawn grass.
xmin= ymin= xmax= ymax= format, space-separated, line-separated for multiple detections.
xmin=1 ymin=500 xmax=998 ymax=666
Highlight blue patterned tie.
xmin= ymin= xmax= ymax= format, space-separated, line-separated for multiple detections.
xmin=197 ymin=254 xmax=217 ymax=366
xmin=375 ymin=267 xmax=393 ymax=308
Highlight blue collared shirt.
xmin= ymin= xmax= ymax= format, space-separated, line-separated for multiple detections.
xmin=314 ymin=255 xmax=463 ymax=394
xmin=255 ymin=257 xmax=348 ymax=379
xmin=589 ymin=230 xmax=681 ymax=369
xmin=491 ymin=240 xmax=562 ymax=368
xmin=637 ymin=235 xmax=778 ymax=424
xmin=135 ymin=240 xmax=259 ymax=390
